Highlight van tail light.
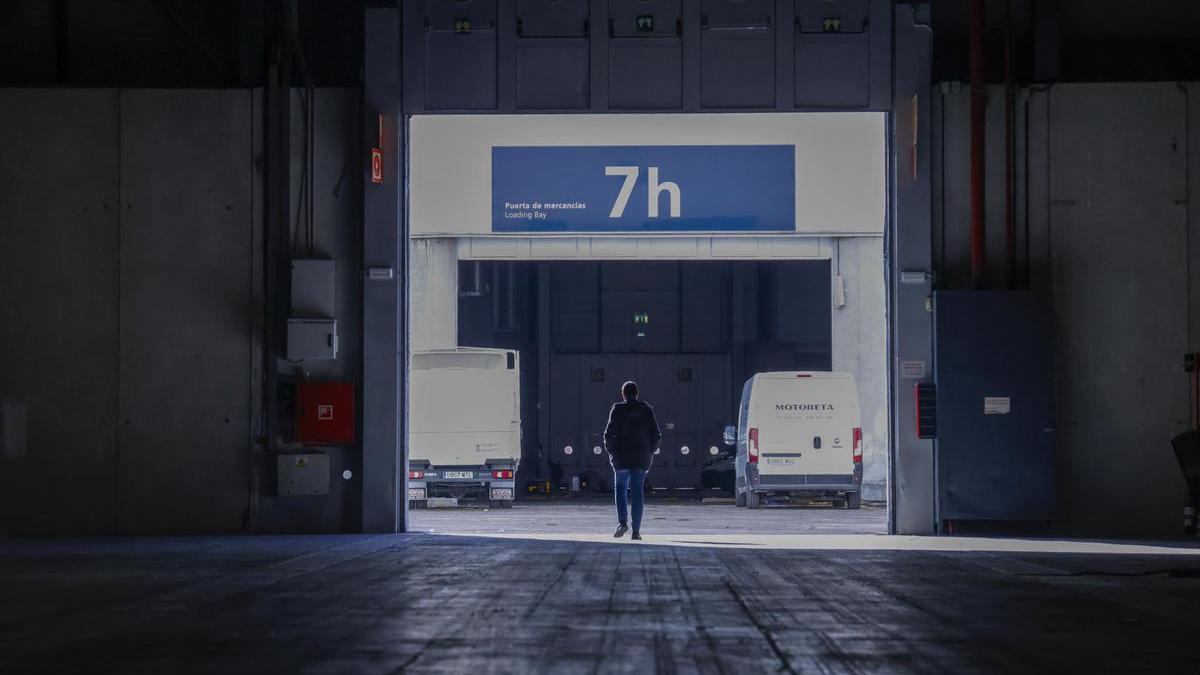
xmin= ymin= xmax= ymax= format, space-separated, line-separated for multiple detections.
xmin=408 ymin=470 xmax=424 ymax=480
xmin=748 ymin=427 xmax=759 ymax=463
xmin=491 ymin=469 xmax=513 ymax=480
xmin=852 ymin=427 xmax=862 ymax=464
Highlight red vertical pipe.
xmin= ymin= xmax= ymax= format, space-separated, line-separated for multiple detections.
xmin=970 ymin=0 xmax=987 ymax=288
xmin=1004 ymin=0 xmax=1016 ymax=288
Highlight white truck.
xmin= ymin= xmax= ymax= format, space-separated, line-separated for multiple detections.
xmin=407 ymin=347 xmax=521 ymax=508
xmin=728 ymin=371 xmax=863 ymax=509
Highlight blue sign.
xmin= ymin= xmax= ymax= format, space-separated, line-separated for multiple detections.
xmin=491 ymin=145 xmax=795 ymax=233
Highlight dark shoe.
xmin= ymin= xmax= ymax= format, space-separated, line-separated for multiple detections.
xmin=614 ymin=524 xmax=628 ymax=538
xmin=631 ymin=532 xmax=642 ymax=541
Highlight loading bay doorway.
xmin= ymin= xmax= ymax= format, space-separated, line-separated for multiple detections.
xmin=406 ymin=254 xmax=888 ymax=537
xmin=403 ymin=113 xmax=890 ymax=537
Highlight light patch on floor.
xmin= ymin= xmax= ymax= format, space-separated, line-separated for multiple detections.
xmin=409 ymin=500 xmax=890 ymax=535
xmin=433 ymin=530 xmax=1200 ymax=555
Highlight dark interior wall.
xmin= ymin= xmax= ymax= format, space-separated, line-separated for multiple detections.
xmin=745 ymin=262 xmax=833 ymax=373
xmin=0 ymin=0 xmax=248 ymax=85
xmin=0 ymin=89 xmax=259 ymax=534
xmin=255 ymin=88 xmax=364 ymax=534
xmin=932 ymin=0 xmax=1200 ymax=82
xmin=0 ymin=87 xmax=361 ymax=536
xmin=116 ymin=90 xmax=258 ymax=534
xmin=3 ymin=1 xmax=1196 ymax=90
xmin=1043 ymin=84 xmax=1193 ymax=537
xmin=934 ymin=81 xmax=1200 ymax=536
xmin=0 ymin=0 xmax=362 ymax=87
xmin=544 ymin=261 xmax=828 ymax=361
xmin=404 ymin=0 xmax=894 ymax=112
xmin=0 ymin=90 xmax=120 ymax=535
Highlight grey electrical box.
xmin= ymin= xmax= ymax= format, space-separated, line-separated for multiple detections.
xmin=291 ymin=259 xmax=335 ymax=318
xmin=287 ymin=318 xmax=338 ymax=360
xmin=278 ymin=453 xmax=330 ymax=496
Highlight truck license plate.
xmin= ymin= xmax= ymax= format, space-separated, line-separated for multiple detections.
xmin=444 ymin=471 xmax=474 ymax=479
xmin=764 ymin=457 xmax=797 ymax=466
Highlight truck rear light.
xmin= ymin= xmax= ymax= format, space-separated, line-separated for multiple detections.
xmin=408 ymin=470 xmax=424 ymax=480
xmin=491 ymin=469 xmax=513 ymax=479
xmin=748 ymin=427 xmax=759 ymax=463
xmin=852 ymin=427 xmax=862 ymax=464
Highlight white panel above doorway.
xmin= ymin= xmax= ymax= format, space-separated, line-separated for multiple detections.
xmin=410 ymin=113 xmax=886 ymax=237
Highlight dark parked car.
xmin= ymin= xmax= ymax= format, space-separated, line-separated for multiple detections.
xmin=700 ymin=445 xmax=737 ymax=494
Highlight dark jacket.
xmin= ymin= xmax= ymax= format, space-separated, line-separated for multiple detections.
xmin=603 ymin=399 xmax=662 ymax=471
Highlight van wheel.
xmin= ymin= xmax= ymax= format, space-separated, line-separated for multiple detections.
xmin=735 ymin=490 xmax=746 ymax=507
xmin=846 ymin=492 xmax=861 ymax=510
xmin=747 ymin=491 xmax=761 ymax=509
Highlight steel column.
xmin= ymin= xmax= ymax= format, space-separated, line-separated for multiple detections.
xmin=891 ymin=5 xmax=936 ymax=535
xmin=362 ymin=6 xmax=404 ymax=533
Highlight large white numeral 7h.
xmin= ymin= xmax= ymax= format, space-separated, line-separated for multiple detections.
xmin=605 ymin=166 xmax=639 ymax=218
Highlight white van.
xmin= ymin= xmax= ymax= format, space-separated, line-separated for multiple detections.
xmin=408 ymin=348 xmax=521 ymax=508
xmin=728 ymin=372 xmax=862 ymax=509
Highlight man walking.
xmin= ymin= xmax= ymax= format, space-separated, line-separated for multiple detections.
xmin=603 ymin=381 xmax=661 ymax=540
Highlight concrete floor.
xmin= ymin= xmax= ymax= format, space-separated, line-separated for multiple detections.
xmin=409 ymin=500 xmax=889 ymax=535
xmin=3 ymin=532 xmax=1200 ymax=674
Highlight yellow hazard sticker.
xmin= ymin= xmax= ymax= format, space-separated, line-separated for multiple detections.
xmin=296 ymin=457 xmax=308 ymax=469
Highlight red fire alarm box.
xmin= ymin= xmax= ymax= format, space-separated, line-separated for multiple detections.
xmin=370 ymin=147 xmax=383 ymax=184
xmin=295 ymin=381 xmax=355 ymax=445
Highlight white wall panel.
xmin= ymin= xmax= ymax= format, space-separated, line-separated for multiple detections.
xmin=528 ymin=238 xmax=581 ymax=258
xmin=409 ymin=238 xmax=459 ymax=352
xmin=410 ymin=113 xmax=886 ymax=236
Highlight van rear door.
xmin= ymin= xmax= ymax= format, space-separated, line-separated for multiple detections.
xmin=753 ymin=374 xmax=857 ymax=478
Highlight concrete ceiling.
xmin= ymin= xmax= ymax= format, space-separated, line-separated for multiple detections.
xmin=0 ymin=1 xmax=1197 ymax=86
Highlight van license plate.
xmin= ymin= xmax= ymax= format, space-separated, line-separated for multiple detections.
xmin=444 ymin=471 xmax=474 ymax=479
xmin=765 ymin=457 xmax=797 ymax=466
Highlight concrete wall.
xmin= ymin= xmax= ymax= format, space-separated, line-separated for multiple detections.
xmin=935 ymin=82 xmax=1197 ymax=537
xmin=116 ymin=90 xmax=257 ymax=534
xmin=0 ymin=89 xmax=257 ymax=534
xmin=409 ymin=238 xmax=459 ymax=353
xmin=830 ymin=237 xmax=888 ymax=501
xmin=0 ymin=88 xmax=361 ymax=535
xmin=1046 ymin=84 xmax=1190 ymax=537
xmin=0 ymin=90 xmax=120 ymax=535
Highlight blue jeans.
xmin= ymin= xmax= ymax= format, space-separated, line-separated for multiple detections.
xmin=613 ymin=469 xmax=648 ymax=532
